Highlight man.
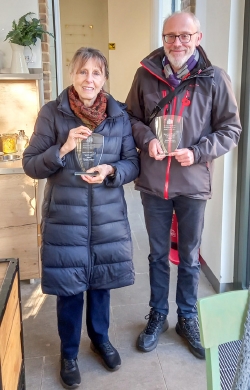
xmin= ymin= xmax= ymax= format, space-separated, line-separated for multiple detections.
xmin=125 ymin=11 xmax=241 ymax=359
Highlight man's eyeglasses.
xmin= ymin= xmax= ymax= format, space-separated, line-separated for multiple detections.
xmin=163 ymin=32 xmax=198 ymax=44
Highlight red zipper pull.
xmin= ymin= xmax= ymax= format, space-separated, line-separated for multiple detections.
xmin=182 ymin=90 xmax=190 ymax=106
xmin=182 ymin=97 xmax=190 ymax=106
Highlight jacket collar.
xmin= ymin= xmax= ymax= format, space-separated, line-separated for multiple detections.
xmin=140 ymin=45 xmax=214 ymax=84
xmin=57 ymin=87 xmax=124 ymax=118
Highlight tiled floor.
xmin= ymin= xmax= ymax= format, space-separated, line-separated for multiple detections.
xmin=21 ymin=183 xmax=215 ymax=390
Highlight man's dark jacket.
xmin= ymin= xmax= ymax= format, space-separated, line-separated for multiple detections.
xmin=125 ymin=46 xmax=242 ymax=200
xmin=23 ymin=88 xmax=139 ymax=296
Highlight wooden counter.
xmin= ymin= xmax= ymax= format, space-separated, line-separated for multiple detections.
xmin=0 ymin=173 xmax=40 ymax=280
xmin=0 ymin=258 xmax=25 ymax=390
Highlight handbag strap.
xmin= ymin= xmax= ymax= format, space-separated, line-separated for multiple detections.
xmin=147 ymin=78 xmax=195 ymax=125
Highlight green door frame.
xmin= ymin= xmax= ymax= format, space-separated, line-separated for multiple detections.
xmin=234 ymin=0 xmax=250 ymax=289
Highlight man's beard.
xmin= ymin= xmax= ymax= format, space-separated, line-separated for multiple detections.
xmin=164 ymin=49 xmax=193 ymax=71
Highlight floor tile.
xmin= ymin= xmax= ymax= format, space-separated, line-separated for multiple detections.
xmin=157 ymin=343 xmax=207 ymax=390
xmin=25 ymin=356 xmax=44 ymax=390
xmin=110 ymin=273 xmax=151 ymax=307
xmin=79 ymin=345 xmax=168 ymax=390
xmin=20 ymin=185 xmax=215 ymax=390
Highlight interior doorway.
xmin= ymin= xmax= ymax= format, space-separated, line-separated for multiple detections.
xmin=50 ymin=0 xmax=109 ymax=95
xmin=59 ymin=0 xmax=109 ymax=89
xmin=50 ymin=0 xmax=182 ymax=100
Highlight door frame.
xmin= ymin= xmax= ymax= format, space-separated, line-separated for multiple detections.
xmin=52 ymin=0 xmax=63 ymax=94
xmin=234 ymin=0 xmax=250 ymax=290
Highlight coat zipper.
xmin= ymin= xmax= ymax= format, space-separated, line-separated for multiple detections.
xmin=164 ymin=94 xmax=176 ymax=199
xmin=141 ymin=61 xmax=194 ymax=199
xmin=163 ymin=90 xmax=191 ymax=199
xmin=87 ymin=184 xmax=92 ymax=285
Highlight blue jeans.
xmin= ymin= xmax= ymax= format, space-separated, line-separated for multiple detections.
xmin=57 ymin=289 xmax=110 ymax=359
xmin=141 ymin=192 xmax=207 ymax=318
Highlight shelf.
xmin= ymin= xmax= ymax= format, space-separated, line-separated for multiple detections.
xmin=0 ymin=73 xmax=42 ymax=80
xmin=0 ymin=67 xmax=43 ymax=81
xmin=0 ymin=160 xmax=24 ymax=175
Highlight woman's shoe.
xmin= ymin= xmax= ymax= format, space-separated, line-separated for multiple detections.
xmin=90 ymin=340 xmax=121 ymax=371
xmin=60 ymin=357 xmax=81 ymax=389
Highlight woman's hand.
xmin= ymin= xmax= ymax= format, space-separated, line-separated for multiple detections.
xmin=81 ymin=164 xmax=115 ymax=184
xmin=59 ymin=126 xmax=92 ymax=159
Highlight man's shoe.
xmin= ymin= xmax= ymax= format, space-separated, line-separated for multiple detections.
xmin=90 ymin=340 xmax=121 ymax=371
xmin=137 ymin=308 xmax=169 ymax=352
xmin=60 ymin=358 xmax=81 ymax=389
xmin=175 ymin=316 xmax=205 ymax=359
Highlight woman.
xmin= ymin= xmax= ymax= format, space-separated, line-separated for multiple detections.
xmin=23 ymin=47 xmax=139 ymax=389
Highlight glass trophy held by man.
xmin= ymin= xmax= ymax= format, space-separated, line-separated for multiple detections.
xmin=154 ymin=115 xmax=183 ymax=155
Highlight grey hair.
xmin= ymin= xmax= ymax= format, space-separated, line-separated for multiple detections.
xmin=162 ymin=11 xmax=201 ymax=33
xmin=69 ymin=47 xmax=109 ymax=79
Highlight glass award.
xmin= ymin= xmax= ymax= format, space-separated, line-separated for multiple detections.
xmin=154 ymin=115 xmax=183 ymax=155
xmin=74 ymin=133 xmax=104 ymax=176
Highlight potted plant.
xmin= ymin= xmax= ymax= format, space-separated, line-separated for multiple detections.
xmin=5 ymin=12 xmax=54 ymax=73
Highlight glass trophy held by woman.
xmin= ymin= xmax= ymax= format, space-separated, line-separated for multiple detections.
xmin=75 ymin=133 xmax=104 ymax=175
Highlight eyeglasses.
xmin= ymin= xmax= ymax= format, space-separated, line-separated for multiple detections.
xmin=163 ymin=32 xmax=198 ymax=44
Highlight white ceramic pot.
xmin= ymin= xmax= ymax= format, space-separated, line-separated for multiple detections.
xmin=10 ymin=43 xmax=29 ymax=74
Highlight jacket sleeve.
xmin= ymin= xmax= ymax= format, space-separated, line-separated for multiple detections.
xmin=191 ymin=68 xmax=242 ymax=163
xmin=105 ymin=111 xmax=140 ymax=187
xmin=125 ymin=68 xmax=156 ymax=151
xmin=22 ymin=103 xmax=65 ymax=179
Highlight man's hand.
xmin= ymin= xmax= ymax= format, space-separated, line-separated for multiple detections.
xmin=148 ymin=139 xmax=166 ymax=160
xmin=169 ymin=148 xmax=194 ymax=166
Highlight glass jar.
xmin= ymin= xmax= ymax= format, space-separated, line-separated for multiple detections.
xmin=16 ymin=130 xmax=29 ymax=156
xmin=2 ymin=133 xmax=17 ymax=154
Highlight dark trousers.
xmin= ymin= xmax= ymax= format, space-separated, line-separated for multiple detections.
xmin=57 ymin=289 xmax=110 ymax=359
xmin=141 ymin=192 xmax=207 ymax=318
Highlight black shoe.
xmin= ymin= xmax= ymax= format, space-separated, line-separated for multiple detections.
xmin=60 ymin=358 xmax=81 ymax=389
xmin=90 ymin=340 xmax=121 ymax=371
xmin=175 ymin=316 xmax=205 ymax=359
xmin=137 ymin=309 xmax=169 ymax=352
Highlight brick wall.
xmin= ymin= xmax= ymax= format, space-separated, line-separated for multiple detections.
xmin=38 ymin=0 xmax=52 ymax=103
xmin=181 ymin=0 xmax=196 ymax=13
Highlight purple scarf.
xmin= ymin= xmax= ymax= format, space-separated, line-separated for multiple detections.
xmin=163 ymin=49 xmax=199 ymax=88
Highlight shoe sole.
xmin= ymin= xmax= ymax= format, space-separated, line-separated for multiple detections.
xmin=175 ymin=323 xmax=205 ymax=360
xmin=60 ymin=376 xmax=81 ymax=389
xmin=137 ymin=320 xmax=169 ymax=353
xmin=90 ymin=342 xmax=121 ymax=372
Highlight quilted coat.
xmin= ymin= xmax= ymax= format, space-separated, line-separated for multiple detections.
xmin=23 ymin=88 xmax=139 ymax=296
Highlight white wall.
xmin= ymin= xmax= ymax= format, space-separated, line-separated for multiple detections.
xmin=151 ymin=0 xmax=162 ymax=50
xmin=196 ymin=0 xmax=245 ymax=285
xmin=0 ymin=0 xmax=42 ymax=70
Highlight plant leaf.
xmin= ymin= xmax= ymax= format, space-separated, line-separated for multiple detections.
xmin=4 ymin=12 xmax=54 ymax=46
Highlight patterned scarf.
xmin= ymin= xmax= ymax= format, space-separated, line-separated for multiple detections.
xmin=68 ymin=85 xmax=107 ymax=131
xmin=163 ymin=49 xmax=199 ymax=88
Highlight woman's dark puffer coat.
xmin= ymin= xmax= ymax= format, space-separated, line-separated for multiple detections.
xmin=23 ymin=88 xmax=139 ymax=296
